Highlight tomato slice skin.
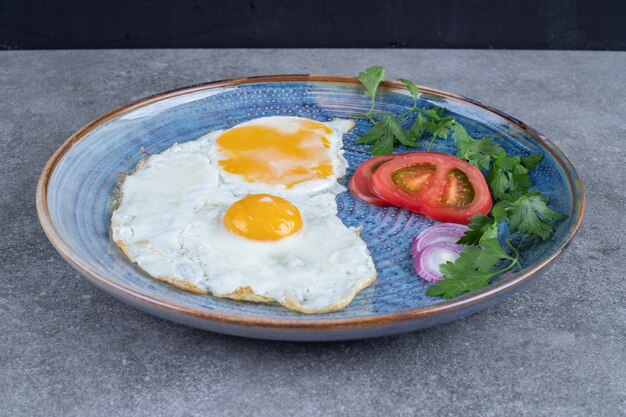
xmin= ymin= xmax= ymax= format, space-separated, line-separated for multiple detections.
xmin=349 ymin=155 xmax=396 ymax=207
xmin=370 ymin=152 xmax=492 ymax=224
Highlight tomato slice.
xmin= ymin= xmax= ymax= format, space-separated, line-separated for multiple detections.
xmin=369 ymin=152 xmax=492 ymax=224
xmin=349 ymin=155 xmax=395 ymax=207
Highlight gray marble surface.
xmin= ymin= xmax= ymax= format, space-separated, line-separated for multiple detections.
xmin=1 ymin=50 xmax=624 ymax=417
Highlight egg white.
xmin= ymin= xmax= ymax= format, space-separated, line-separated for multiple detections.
xmin=111 ymin=117 xmax=376 ymax=313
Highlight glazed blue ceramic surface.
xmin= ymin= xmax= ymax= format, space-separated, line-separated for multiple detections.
xmin=38 ymin=77 xmax=584 ymax=341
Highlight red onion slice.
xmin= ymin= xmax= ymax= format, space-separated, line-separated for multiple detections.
xmin=413 ymin=242 xmax=465 ymax=282
xmin=411 ymin=223 xmax=469 ymax=258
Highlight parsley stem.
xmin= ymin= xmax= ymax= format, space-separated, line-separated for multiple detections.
xmin=427 ymin=135 xmax=437 ymax=151
xmin=488 ymin=260 xmax=515 ymax=278
xmin=489 ymin=240 xmax=521 ymax=278
xmin=352 ymin=110 xmax=388 ymax=120
xmin=505 ymin=240 xmax=523 ymax=269
xmin=395 ymin=104 xmax=417 ymax=123
xmin=364 ymin=94 xmax=389 ymax=124
xmin=369 ymin=95 xmax=376 ymax=115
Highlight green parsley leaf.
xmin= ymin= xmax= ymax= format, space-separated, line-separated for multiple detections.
xmin=450 ymin=122 xmax=470 ymax=143
xmin=402 ymin=131 xmax=420 ymax=147
xmin=437 ymin=246 xmax=493 ymax=281
xmin=388 ymin=116 xmax=415 ymax=147
xmin=486 ymin=164 xmax=510 ymax=198
xmin=481 ymin=221 xmax=500 ymax=243
xmin=425 ymin=276 xmax=492 ymax=299
xmin=440 ymin=239 xmax=511 ymax=279
xmin=425 ymin=116 xmax=455 ymax=150
xmin=356 ymin=120 xmax=387 ymax=144
xmin=506 ymin=191 xmax=567 ymax=240
xmin=473 ymin=238 xmax=513 ymax=266
xmin=368 ymin=133 xmax=395 ymax=156
xmin=458 ymin=214 xmax=498 ymax=245
xmin=430 ymin=117 xmax=455 ymax=139
xmin=452 ymin=123 xmax=502 ymax=171
xmin=424 ymin=108 xmax=444 ymax=119
xmin=357 ymin=115 xmax=415 ymax=156
xmin=521 ymin=153 xmax=544 ymax=170
xmin=357 ymin=66 xmax=386 ymax=99
xmin=486 ymin=152 xmax=532 ymax=200
xmin=408 ymin=112 xmax=428 ymax=142
xmin=491 ymin=200 xmax=510 ymax=222
xmin=398 ymin=78 xmax=420 ymax=103
xmin=411 ymin=111 xmax=436 ymax=135
xmin=457 ymin=137 xmax=502 ymax=171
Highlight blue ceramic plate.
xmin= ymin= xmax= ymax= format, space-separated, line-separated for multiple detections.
xmin=36 ymin=76 xmax=584 ymax=341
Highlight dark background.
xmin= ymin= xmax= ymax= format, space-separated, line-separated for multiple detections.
xmin=1 ymin=0 xmax=625 ymax=50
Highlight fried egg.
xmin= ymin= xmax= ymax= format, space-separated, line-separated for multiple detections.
xmin=111 ymin=116 xmax=376 ymax=313
xmin=208 ymin=116 xmax=354 ymax=195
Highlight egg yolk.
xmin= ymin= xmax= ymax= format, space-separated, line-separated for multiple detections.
xmin=223 ymin=194 xmax=303 ymax=241
xmin=216 ymin=119 xmax=334 ymax=187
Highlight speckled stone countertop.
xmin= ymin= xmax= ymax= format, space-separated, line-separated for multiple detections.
xmin=1 ymin=49 xmax=624 ymax=417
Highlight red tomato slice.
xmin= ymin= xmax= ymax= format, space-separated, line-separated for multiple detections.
xmin=349 ymin=155 xmax=396 ymax=207
xmin=369 ymin=152 xmax=492 ymax=224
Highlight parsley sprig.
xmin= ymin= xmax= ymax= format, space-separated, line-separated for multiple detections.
xmin=427 ymin=239 xmax=520 ymax=298
xmin=353 ymin=66 xmax=567 ymax=299
xmin=353 ymin=67 xmax=423 ymax=153
xmin=353 ymin=67 xmax=504 ymax=170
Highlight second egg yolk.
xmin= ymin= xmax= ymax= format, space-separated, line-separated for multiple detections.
xmin=223 ymin=194 xmax=303 ymax=241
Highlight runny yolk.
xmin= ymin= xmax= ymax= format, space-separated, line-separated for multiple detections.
xmin=216 ymin=120 xmax=334 ymax=187
xmin=223 ymin=194 xmax=303 ymax=241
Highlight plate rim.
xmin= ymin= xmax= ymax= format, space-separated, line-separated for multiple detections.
xmin=36 ymin=74 xmax=586 ymax=330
